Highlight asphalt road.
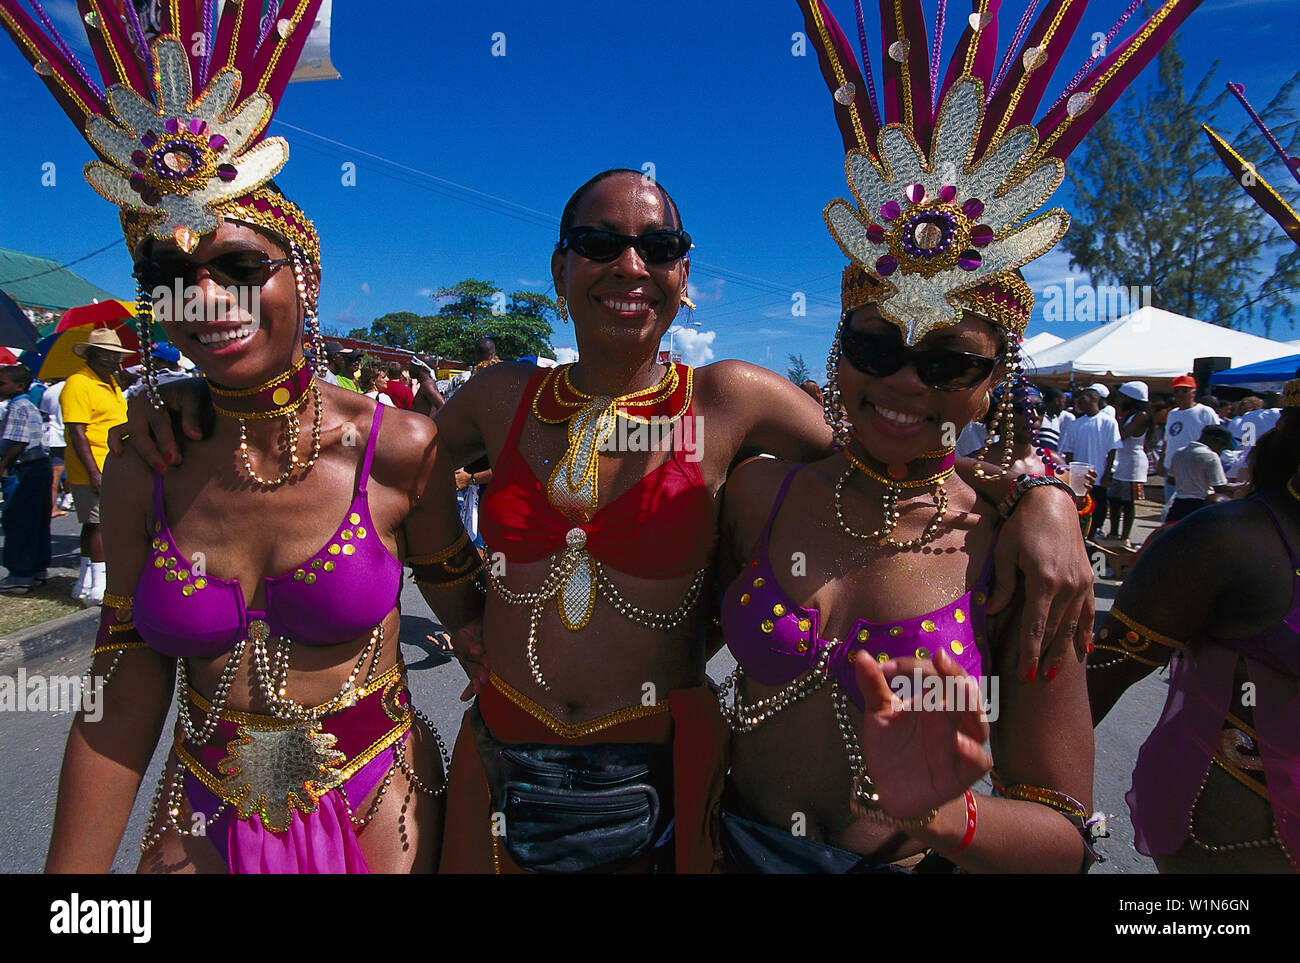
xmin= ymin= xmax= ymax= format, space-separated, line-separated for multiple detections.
xmin=1 ymin=508 xmax=1165 ymax=873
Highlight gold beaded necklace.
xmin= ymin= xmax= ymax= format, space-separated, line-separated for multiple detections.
xmin=835 ymin=447 xmax=955 ymax=549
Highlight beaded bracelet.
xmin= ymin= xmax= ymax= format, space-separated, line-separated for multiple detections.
xmin=864 ymin=805 xmax=940 ymax=830
xmin=999 ymin=473 xmax=1077 ymax=519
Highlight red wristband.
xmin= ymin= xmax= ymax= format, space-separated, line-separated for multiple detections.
xmin=943 ymin=790 xmax=978 ymax=854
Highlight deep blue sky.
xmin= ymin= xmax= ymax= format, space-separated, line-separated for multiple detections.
xmin=1 ymin=0 xmax=1297 ymax=370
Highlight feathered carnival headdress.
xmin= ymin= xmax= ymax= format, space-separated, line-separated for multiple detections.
xmin=800 ymin=0 xmax=1200 ymax=470
xmin=1202 ymin=83 xmax=1300 ymax=408
xmin=0 ymin=0 xmax=326 ymax=401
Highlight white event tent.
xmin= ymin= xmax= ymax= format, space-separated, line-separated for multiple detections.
xmin=1020 ymin=331 xmax=1064 ymax=359
xmin=1024 ymin=307 xmax=1295 ymax=381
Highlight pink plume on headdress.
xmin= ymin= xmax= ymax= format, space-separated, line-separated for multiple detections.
xmin=936 ymin=0 xmax=1004 ymax=108
xmin=212 ymin=0 xmax=262 ymax=83
xmin=974 ymin=0 xmax=1089 ymax=158
xmin=1035 ymin=0 xmax=1202 ymax=162
xmin=1203 ymin=125 xmax=1300 ymax=246
xmin=0 ymin=1 xmax=108 ymax=131
xmin=1227 ymin=82 xmax=1300 ymax=189
xmin=879 ymin=0 xmax=935 ymax=146
xmin=75 ymin=0 xmax=150 ymax=100
xmin=800 ymin=0 xmax=882 ymax=156
xmin=248 ymin=0 xmax=323 ymax=115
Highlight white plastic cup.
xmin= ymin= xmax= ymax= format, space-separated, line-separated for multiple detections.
xmin=1068 ymin=462 xmax=1094 ymax=496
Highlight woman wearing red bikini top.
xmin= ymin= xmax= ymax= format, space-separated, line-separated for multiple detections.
xmin=20 ymin=7 xmax=482 ymax=874
xmin=427 ymin=167 xmax=1094 ymax=874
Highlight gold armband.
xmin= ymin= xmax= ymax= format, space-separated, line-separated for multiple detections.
xmin=408 ymin=532 xmax=484 ymax=587
xmin=1092 ymin=607 xmax=1184 ymax=668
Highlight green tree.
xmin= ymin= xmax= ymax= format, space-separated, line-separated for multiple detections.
xmin=347 ymin=280 xmax=557 ymax=361
xmin=1062 ymin=44 xmax=1300 ymax=335
xmin=787 ymin=352 xmax=811 ymax=384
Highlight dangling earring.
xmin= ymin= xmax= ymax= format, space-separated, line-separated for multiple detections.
xmin=557 ymin=295 xmax=568 ymax=323
xmin=293 ymin=247 xmax=326 ymax=376
xmin=823 ymin=317 xmax=851 ymax=449
xmin=135 ymin=282 xmax=162 ymax=410
xmin=972 ymin=333 xmax=1023 ymax=479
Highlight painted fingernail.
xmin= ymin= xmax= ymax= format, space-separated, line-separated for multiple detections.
xmin=1087 ymin=641 xmax=1095 ymax=654
xmin=1026 ymin=666 xmax=1037 ymax=682
xmin=1047 ymin=666 xmax=1059 ymax=680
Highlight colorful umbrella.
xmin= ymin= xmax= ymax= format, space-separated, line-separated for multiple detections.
xmin=0 ymin=346 xmax=19 ymax=365
xmin=32 ymin=322 xmax=144 ymax=381
xmin=54 ymin=300 xmax=136 ymax=332
xmin=0 ymin=290 xmax=40 ymax=350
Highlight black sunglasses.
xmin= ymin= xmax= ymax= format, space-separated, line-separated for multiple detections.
xmin=134 ymin=252 xmax=294 ymax=289
xmin=840 ymin=327 xmax=999 ymax=391
xmin=557 ymin=227 xmax=692 ymax=264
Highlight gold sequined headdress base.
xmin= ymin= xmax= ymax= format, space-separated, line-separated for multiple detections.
xmin=122 ymin=186 xmax=320 ymax=262
xmin=841 ymin=261 xmax=1032 ymax=336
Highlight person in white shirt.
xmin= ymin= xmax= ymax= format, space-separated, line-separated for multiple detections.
xmin=1160 ymin=374 xmax=1221 ymax=516
xmin=1105 ymin=381 xmax=1152 ymax=546
xmin=1062 ymin=387 xmax=1122 ymax=537
xmin=38 ymin=378 xmax=68 ymax=516
xmin=1237 ymin=391 xmax=1282 ymax=447
xmin=1036 ymin=386 xmax=1074 ymax=454
xmin=1167 ymin=425 xmax=1233 ymax=522
xmin=1086 ymin=382 xmax=1118 ymax=424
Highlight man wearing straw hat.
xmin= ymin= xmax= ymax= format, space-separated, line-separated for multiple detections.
xmin=61 ymin=328 xmax=131 ymax=606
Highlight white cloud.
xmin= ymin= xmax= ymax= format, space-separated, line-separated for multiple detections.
xmin=687 ymin=278 xmax=726 ymax=303
xmin=670 ymin=327 xmax=716 ymax=366
xmin=416 ymin=287 xmax=436 ymax=298
xmin=554 ymin=346 xmax=579 ymax=364
xmin=360 ymin=281 xmax=370 ymax=296
xmin=517 ymin=278 xmax=549 ymax=288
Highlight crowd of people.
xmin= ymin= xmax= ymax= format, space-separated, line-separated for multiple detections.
xmin=954 ymin=376 xmax=1285 ymax=548
xmin=0 ymin=0 xmax=1293 ymax=877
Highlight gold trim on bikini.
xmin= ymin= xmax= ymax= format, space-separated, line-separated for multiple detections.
xmin=487 ymin=670 xmax=669 ymax=740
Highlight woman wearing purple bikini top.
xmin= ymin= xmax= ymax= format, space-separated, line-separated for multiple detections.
xmin=26 ymin=7 xmax=483 ymax=874
xmin=715 ymin=265 xmax=1097 ymax=874
xmin=1089 ymin=393 xmax=1300 ymax=873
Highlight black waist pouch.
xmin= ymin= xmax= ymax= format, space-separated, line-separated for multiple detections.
xmin=468 ymin=703 xmax=673 ymax=873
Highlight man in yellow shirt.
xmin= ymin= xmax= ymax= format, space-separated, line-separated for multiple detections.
xmin=60 ymin=328 xmax=131 ymax=605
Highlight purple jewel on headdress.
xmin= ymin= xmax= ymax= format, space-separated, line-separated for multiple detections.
xmin=906 ymin=183 xmax=926 ymax=204
xmin=131 ymin=150 xmax=147 ymax=168
xmin=970 ymin=225 xmax=994 ymax=247
xmin=880 ymin=201 xmax=901 ymax=220
xmin=957 ymin=250 xmax=982 ymax=271
xmin=875 ymin=255 xmax=899 ymax=276
xmin=962 ymin=198 xmax=985 ymax=219
xmin=129 ymin=172 xmax=146 ymax=190
xmin=209 ymin=134 xmax=227 ymax=152
xmin=940 ymin=185 xmax=957 ymax=203
xmin=216 ymin=164 xmax=238 ymax=182
xmin=188 ymin=118 xmax=207 ymax=135
xmin=140 ymin=131 xmax=157 ymax=149
xmin=866 ymin=223 xmax=887 ymax=243
xmin=164 ymin=117 xmax=179 ymax=134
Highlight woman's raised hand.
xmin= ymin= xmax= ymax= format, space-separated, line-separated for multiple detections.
xmin=854 ymin=648 xmax=991 ymax=821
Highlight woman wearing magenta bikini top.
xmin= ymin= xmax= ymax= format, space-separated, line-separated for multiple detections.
xmin=717 ymin=265 xmax=1096 ymax=873
xmin=26 ymin=6 xmax=481 ymax=874
xmin=1089 ymin=394 xmax=1300 ymax=872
